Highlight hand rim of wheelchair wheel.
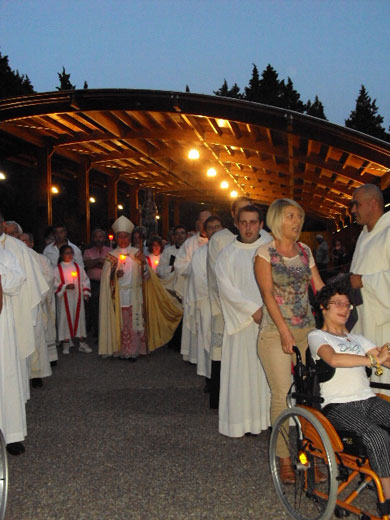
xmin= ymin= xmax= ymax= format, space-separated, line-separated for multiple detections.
xmin=269 ymin=406 xmax=338 ymax=520
xmin=0 ymin=429 xmax=8 ymax=520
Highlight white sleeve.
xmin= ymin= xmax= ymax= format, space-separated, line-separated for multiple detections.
xmin=0 ymin=248 xmax=26 ymax=295
xmin=308 ymin=330 xmax=331 ymax=360
xmin=156 ymin=248 xmax=173 ymax=279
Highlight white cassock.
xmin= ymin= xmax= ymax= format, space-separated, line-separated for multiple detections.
xmin=207 ymin=228 xmax=235 ymax=361
xmin=0 ymin=234 xmax=49 ymax=401
xmin=185 ymin=244 xmax=211 ymax=377
xmin=54 ymin=261 xmax=90 ymax=341
xmin=351 ymin=211 xmax=390 ymax=393
xmin=0 ymin=246 xmax=27 ymax=444
xmin=43 ymin=240 xmax=84 ymax=269
xmin=215 ymin=232 xmax=272 ymax=437
xmin=29 ymin=249 xmax=52 ymax=379
xmin=156 ymin=244 xmax=180 ymax=292
xmin=174 ymin=233 xmax=208 ymax=361
xmin=37 ymin=253 xmax=58 ymax=362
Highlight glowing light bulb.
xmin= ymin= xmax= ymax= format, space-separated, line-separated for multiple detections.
xmin=89 ymin=196 xmax=96 ymax=203
xmin=0 ymin=172 xmax=6 ymax=180
xmin=51 ymin=186 xmax=59 ymax=194
xmin=230 ymin=190 xmax=238 ymax=198
xmin=220 ymin=181 xmax=229 ymax=189
xmin=188 ymin=148 xmax=200 ymax=160
xmin=118 ymin=204 xmax=124 ymax=210
xmin=207 ymin=168 xmax=217 ymax=177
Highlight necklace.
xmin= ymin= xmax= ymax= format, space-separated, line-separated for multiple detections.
xmin=324 ymin=330 xmax=351 ymax=342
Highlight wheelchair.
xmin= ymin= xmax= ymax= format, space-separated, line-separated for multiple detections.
xmin=269 ymin=346 xmax=390 ymax=520
xmin=0 ymin=429 xmax=7 ymax=520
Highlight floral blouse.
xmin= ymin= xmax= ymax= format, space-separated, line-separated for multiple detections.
xmin=256 ymin=240 xmax=315 ymax=329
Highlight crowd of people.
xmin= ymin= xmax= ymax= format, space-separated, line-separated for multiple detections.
xmin=1 ymin=183 xmax=390 ymax=508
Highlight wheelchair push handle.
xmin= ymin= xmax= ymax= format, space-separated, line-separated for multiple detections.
xmin=292 ymin=345 xmax=301 ymax=362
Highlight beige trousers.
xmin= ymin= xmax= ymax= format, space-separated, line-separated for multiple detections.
xmin=257 ymin=324 xmax=312 ymax=458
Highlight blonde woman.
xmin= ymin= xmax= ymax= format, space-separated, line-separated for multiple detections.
xmin=254 ymin=198 xmax=324 ymax=483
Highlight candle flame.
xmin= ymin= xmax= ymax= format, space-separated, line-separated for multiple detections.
xmin=119 ymin=254 xmax=126 ymax=261
xmin=154 ymin=260 xmax=159 ymax=265
xmin=71 ymin=271 xmax=77 ymax=277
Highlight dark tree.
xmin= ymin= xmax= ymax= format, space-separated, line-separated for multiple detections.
xmin=305 ymin=95 xmax=327 ymax=120
xmin=345 ymin=85 xmax=387 ymax=141
xmin=0 ymin=52 xmax=35 ymax=98
xmin=214 ymin=79 xmax=242 ymax=98
xmin=83 ymin=81 xmax=88 ymax=89
xmin=279 ymin=77 xmax=305 ymax=112
xmin=244 ymin=64 xmax=262 ymax=102
xmin=57 ymin=67 xmax=76 ymax=90
xmin=257 ymin=64 xmax=283 ymax=106
xmin=185 ymin=84 xmax=190 ymax=92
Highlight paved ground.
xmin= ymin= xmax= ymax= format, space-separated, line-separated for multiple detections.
xmin=5 ymin=343 xmax=294 ymax=520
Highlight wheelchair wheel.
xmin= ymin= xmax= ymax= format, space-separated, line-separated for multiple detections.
xmin=269 ymin=407 xmax=338 ymax=520
xmin=0 ymin=430 xmax=8 ymax=520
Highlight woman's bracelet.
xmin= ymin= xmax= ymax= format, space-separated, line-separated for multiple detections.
xmin=366 ymin=353 xmax=384 ymax=376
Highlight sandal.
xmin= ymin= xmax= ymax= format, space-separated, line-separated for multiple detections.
xmin=280 ymin=462 xmax=296 ymax=484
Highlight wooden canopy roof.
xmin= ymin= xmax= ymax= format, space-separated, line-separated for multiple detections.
xmin=1 ymin=89 xmax=389 ymax=225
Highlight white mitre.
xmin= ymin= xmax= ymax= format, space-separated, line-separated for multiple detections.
xmin=112 ymin=215 xmax=134 ymax=234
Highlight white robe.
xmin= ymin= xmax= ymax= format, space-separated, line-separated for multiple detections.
xmin=37 ymin=254 xmax=58 ymax=362
xmin=0 ymin=233 xmax=49 ymax=402
xmin=185 ymin=245 xmax=211 ymax=378
xmin=215 ymin=232 xmax=272 ymax=437
xmin=351 ymin=211 xmax=390 ymax=392
xmin=156 ymin=244 xmax=180 ymax=292
xmin=0 ymin=247 xmax=27 ymax=444
xmin=29 ymin=249 xmax=52 ymax=379
xmin=207 ymin=228 xmax=235 ymax=361
xmin=54 ymin=261 xmax=90 ymax=341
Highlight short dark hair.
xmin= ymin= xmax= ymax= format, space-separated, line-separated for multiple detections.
xmin=148 ymin=235 xmax=163 ymax=254
xmin=173 ymin=225 xmax=186 ymax=234
xmin=237 ymin=204 xmax=263 ymax=223
xmin=58 ymin=244 xmax=74 ymax=264
xmin=316 ymin=280 xmax=350 ymax=311
xmin=204 ymin=215 xmax=223 ymax=230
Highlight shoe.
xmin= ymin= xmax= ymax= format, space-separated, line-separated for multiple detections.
xmin=280 ymin=462 xmax=296 ymax=484
xmin=128 ymin=357 xmax=137 ymax=362
xmin=79 ymin=342 xmax=92 ymax=353
xmin=31 ymin=378 xmax=43 ymax=388
xmin=377 ymin=499 xmax=390 ymax=516
xmin=63 ymin=343 xmax=70 ymax=355
xmin=50 ymin=360 xmax=57 ymax=367
xmin=7 ymin=442 xmax=25 ymax=456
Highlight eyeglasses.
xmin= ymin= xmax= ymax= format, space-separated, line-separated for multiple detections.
xmin=328 ymin=301 xmax=353 ymax=310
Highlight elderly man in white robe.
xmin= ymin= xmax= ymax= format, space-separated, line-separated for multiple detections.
xmin=174 ymin=210 xmax=211 ymax=362
xmin=0 ymin=214 xmax=49 ymax=405
xmin=99 ymin=215 xmax=147 ymax=360
xmin=215 ymin=205 xmax=272 ymax=437
xmin=350 ymin=184 xmax=390 ymax=393
xmin=0 ymin=245 xmax=28 ymax=455
xmin=207 ymin=196 xmax=252 ymax=409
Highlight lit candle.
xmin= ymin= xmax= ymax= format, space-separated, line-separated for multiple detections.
xmin=119 ymin=254 xmax=126 ymax=268
xmin=154 ymin=259 xmax=159 ymax=266
xmin=108 ymin=233 xmax=114 ymax=248
xmin=71 ymin=271 xmax=77 ymax=281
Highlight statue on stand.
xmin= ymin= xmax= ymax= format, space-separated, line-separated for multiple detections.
xmin=141 ymin=189 xmax=158 ymax=240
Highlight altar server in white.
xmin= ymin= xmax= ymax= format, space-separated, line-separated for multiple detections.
xmin=215 ymin=205 xmax=272 ymax=437
xmin=0 ymin=244 xmax=27 ymax=453
xmin=350 ymin=184 xmax=390 ymax=391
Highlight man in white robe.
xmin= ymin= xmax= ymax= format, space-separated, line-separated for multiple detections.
xmin=156 ymin=225 xmax=186 ymax=292
xmin=350 ymin=184 xmax=390 ymax=392
xmin=185 ymin=216 xmax=223 ymax=378
xmin=207 ymin=197 xmax=252 ymax=408
xmin=0 ymin=214 xmax=49 ymax=404
xmin=0 ymin=245 xmax=27 ymax=454
xmin=43 ymin=224 xmax=84 ymax=269
xmin=21 ymin=232 xmax=54 ymax=383
xmin=174 ymin=211 xmax=211 ymax=361
xmin=215 ymin=205 xmax=272 ymax=437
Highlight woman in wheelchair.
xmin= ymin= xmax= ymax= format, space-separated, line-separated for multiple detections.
xmin=308 ymin=282 xmax=390 ymax=512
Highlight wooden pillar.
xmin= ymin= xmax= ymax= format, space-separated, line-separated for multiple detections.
xmin=78 ymin=161 xmax=91 ymax=244
xmin=173 ymin=199 xmax=181 ymax=226
xmin=161 ymin=195 xmax=169 ymax=238
xmin=37 ymin=147 xmax=53 ymax=228
xmin=128 ymin=186 xmax=139 ymax=225
xmin=108 ymin=174 xmax=119 ymax=223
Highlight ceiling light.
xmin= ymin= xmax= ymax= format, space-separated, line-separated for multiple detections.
xmin=207 ymin=168 xmax=217 ymax=177
xmin=220 ymin=181 xmax=229 ymax=189
xmin=89 ymin=196 xmax=96 ymax=203
xmin=230 ymin=190 xmax=238 ymax=198
xmin=0 ymin=172 xmax=6 ymax=180
xmin=156 ymin=215 xmax=160 ymax=220
xmin=51 ymin=186 xmax=59 ymax=194
xmin=188 ymin=148 xmax=200 ymax=160
xmin=118 ymin=204 xmax=124 ymax=210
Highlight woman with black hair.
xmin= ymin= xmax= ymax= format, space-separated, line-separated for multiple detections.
xmin=308 ymin=282 xmax=390 ymax=513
